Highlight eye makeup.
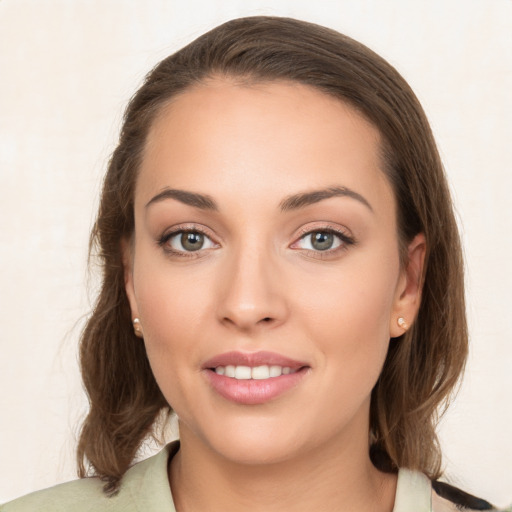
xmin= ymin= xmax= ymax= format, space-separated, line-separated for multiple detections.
xmin=156 ymin=221 xmax=356 ymax=261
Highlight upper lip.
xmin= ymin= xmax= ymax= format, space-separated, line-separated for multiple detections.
xmin=202 ymin=351 xmax=309 ymax=370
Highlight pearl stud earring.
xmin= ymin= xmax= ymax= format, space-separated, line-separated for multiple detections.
xmin=133 ymin=318 xmax=143 ymax=338
xmin=397 ymin=317 xmax=407 ymax=330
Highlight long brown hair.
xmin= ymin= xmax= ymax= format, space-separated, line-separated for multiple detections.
xmin=77 ymin=16 xmax=467 ymax=493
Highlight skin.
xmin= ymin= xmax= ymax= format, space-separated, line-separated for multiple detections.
xmin=124 ymin=79 xmax=426 ymax=512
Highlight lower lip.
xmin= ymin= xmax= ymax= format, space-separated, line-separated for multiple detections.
xmin=204 ymin=368 xmax=309 ymax=405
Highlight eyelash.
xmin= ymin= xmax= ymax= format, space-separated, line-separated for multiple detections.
xmin=157 ymin=224 xmax=356 ymax=259
xmin=157 ymin=225 xmax=216 ymax=259
xmin=293 ymin=226 xmax=355 ymax=259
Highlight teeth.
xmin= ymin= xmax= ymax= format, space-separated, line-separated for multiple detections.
xmin=252 ymin=365 xmax=270 ymax=380
xmin=214 ymin=365 xmax=296 ymax=380
xmin=269 ymin=365 xmax=282 ymax=377
xmin=234 ymin=365 xmax=252 ymax=380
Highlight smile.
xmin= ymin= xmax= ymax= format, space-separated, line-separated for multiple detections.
xmin=203 ymin=351 xmax=310 ymax=405
xmin=213 ymin=365 xmax=297 ymax=379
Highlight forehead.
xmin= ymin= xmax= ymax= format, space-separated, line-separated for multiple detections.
xmin=137 ymin=79 xmax=394 ymax=217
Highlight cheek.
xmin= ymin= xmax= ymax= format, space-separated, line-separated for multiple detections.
xmin=133 ymin=241 xmax=210 ymax=331
xmin=131 ymin=255 xmax=211 ymax=388
xmin=298 ymin=252 xmax=398 ymax=338
xmin=295 ymin=250 xmax=399 ymax=384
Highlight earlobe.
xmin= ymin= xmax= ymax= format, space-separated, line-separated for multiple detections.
xmin=390 ymin=233 xmax=426 ymax=338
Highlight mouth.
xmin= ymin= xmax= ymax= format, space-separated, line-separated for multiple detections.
xmin=202 ymin=351 xmax=310 ymax=405
xmin=211 ymin=364 xmax=299 ymax=380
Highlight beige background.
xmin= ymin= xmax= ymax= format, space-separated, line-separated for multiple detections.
xmin=1 ymin=0 xmax=511 ymax=507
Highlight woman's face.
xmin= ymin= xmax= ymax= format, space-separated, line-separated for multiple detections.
xmin=125 ymin=80 xmax=424 ymax=465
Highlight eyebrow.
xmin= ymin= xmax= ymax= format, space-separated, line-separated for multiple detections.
xmin=145 ymin=185 xmax=373 ymax=213
xmin=279 ymin=186 xmax=373 ymax=212
xmin=145 ymin=188 xmax=218 ymax=210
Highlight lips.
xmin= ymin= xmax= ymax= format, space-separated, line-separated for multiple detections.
xmin=202 ymin=351 xmax=310 ymax=405
xmin=203 ymin=350 xmax=307 ymax=369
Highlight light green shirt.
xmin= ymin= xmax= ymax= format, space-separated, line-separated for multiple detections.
xmin=0 ymin=442 xmax=490 ymax=511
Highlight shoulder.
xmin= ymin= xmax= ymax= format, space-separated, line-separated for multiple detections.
xmin=395 ymin=468 xmax=500 ymax=512
xmin=1 ymin=443 xmax=177 ymax=512
xmin=1 ymin=477 xmax=107 ymax=512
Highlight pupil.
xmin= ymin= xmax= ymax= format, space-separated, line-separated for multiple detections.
xmin=182 ymin=232 xmax=203 ymax=251
xmin=312 ymin=232 xmax=333 ymax=251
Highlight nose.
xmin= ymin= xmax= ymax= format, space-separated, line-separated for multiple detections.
xmin=216 ymin=244 xmax=289 ymax=333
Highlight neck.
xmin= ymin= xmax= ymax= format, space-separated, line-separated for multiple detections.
xmin=169 ymin=426 xmax=397 ymax=512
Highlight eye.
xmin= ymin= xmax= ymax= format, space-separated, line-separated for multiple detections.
xmin=298 ymin=231 xmax=341 ymax=251
xmin=292 ymin=227 xmax=355 ymax=255
xmin=159 ymin=229 xmax=217 ymax=254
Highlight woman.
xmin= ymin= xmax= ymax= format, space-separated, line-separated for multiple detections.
xmin=2 ymin=16 xmax=502 ymax=512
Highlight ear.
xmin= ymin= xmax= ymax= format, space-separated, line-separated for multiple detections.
xmin=121 ymin=236 xmax=140 ymax=322
xmin=389 ymin=233 xmax=426 ymax=338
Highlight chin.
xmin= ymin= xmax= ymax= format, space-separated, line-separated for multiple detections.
xmin=181 ymin=414 xmax=311 ymax=466
xmin=212 ymin=434 xmax=305 ymax=466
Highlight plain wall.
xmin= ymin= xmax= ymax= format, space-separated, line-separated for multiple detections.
xmin=1 ymin=0 xmax=511 ymax=507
